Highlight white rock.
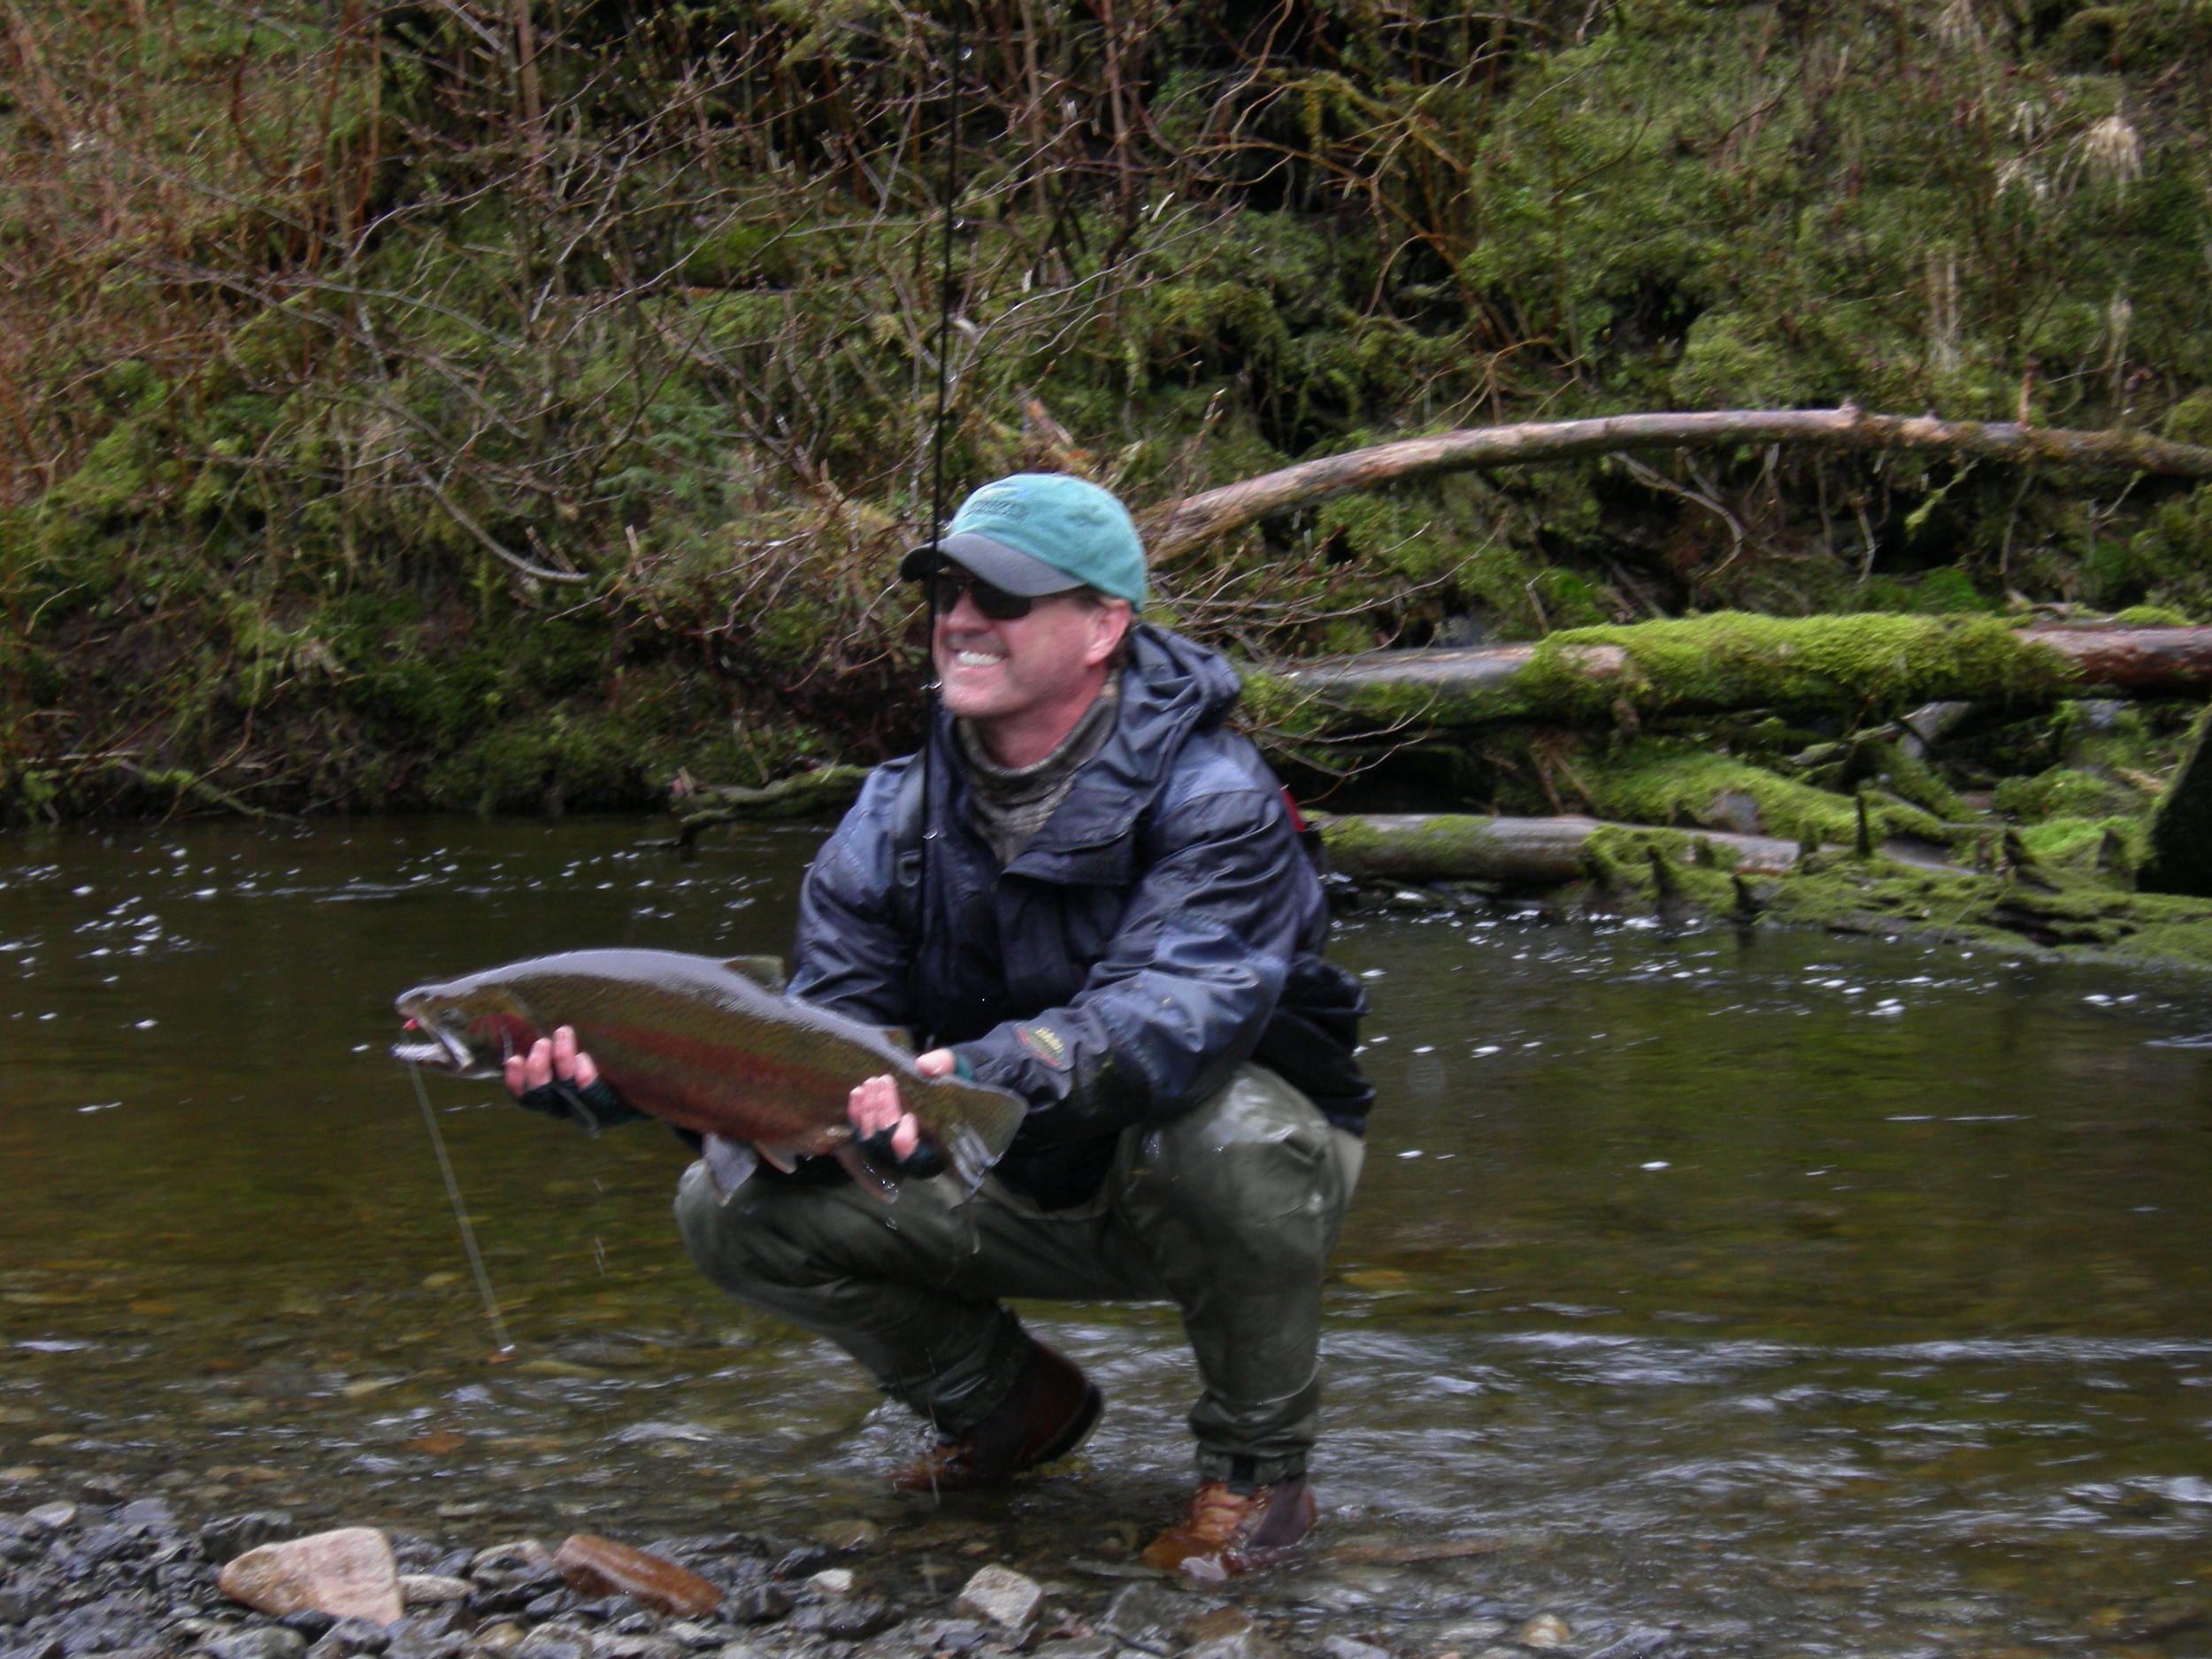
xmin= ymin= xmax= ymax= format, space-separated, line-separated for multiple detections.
xmin=217 ymin=1527 xmax=403 ymax=1625
xmin=401 ymin=1574 xmax=472 ymax=1605
xmin=1518 ymin=1614 xmax=1573 ymax=1649
xmin=25 ymin=1502 xmax=76 ymax=1531
xmin=955 ymin=1564 xmax=1043 ymax=1630
xmin=806 ymin=1568 xmax=856 ymax=1596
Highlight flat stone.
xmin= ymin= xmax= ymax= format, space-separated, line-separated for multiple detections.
xmin=1517 ymin=1616 xmax=1572 ymax=1650
xmin=1319 ymin=1638 xmax=1391 ymax=1659
xmin=219 ymin=1529 xmax=403 ymax=1627
xmin=954 ymin=1567 xmax=1041 ymax=1632
xmin=27 ymin=1503 xmax=78 ymax=1531
xmin=552 ymin=1537 xmax=721 ymax=1619
xmin=592 ymin=1639 xmax=684 ymax=1659
xmin=806 ymin=1570 xmax=856 ymax=1598
xmin=113 ymin=1499 xmax=174 ymax=1531
xmin=1436 ymin=1623 xmax=1509 ymax=1647
xmin=207 ymin=1630 xmax=310 ymax=1659
xmin=786 ymin=1597 xmax=899 ymax=1640
xmin=326 ymin=1617 xmax=392 ymax=1654
xmin=400 ymin=1577 xmax=472 ymax=1607
xmin=470 ymin=1627 xmax=524 ymax=1656
xmin=1030 ymin=1640 xmax=1118 ymax=1659
xmin=470 ymin=1544 xmax=550 ymax=1578
xmin=1101 ymin=1581 xmax=1195 ymax=1647
xmin=514 ymin=1629 xmax=593 ymax=1659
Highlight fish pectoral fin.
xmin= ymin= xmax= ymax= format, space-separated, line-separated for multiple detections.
xmin=702 ymin=1134 xmax=758 ymax=1203
xmin=721 ymin=955 xmax=788 ymax=993
xmin=833 ymin=1140 xmax=898 ymax=1204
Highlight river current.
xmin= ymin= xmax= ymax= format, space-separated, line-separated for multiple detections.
xmin=5 ymin=818 xmax=2212 ymax=1656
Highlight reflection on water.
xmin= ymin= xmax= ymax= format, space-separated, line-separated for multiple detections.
xmin=5 ymin=818 xmax=2212 ymax=1653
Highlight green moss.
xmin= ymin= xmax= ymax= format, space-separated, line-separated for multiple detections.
xmin=1993 ymin=765 xmax=2143 ymax=823
xmin=1578 ymin=738 xmax=1955 ymax=845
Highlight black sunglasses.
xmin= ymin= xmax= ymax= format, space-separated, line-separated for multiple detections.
xmin=924 ymin=567 xmax=1036 ymax=620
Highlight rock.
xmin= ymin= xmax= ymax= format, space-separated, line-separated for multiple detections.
xmin=1188 ymin=1633 xmax=1283 ymax=1659
xmin=552 ymin=1538 xmax=722 ymax=1619
xmin=400 ymin=1578 xmax=472 ymax=1608
xmin=786 ymin=1596 xmax=899 ymax=1640
xmin=1100 ymin=1581 xmax=1194 ymax=1647
xmin=593 ymin=1639 xmax=685 ymax=1659
xmin=809 ymin=1520 xmax=880 ymax=1553
xmin=805 ymin=1569 xmax=855 ymax=1597
xmin=199 ymin=1517 xmax=298 ymax=1566
xmin=1517 ymin=1616 xmax=1571 ymax=1650
xmin=279 ymin=1613 xmax=338 ymax=1641
xmin=658 ymin=1625 xmax=719 ymax=1651
xmin=514 ymin=1627 xmax=594 ymax=1659
xmin=326 ymin=1617 xmax=392 ymax=1655
xmin=1320 ymin=1639 xmax=1391 ymax=1659
xmin=1030 ymin=1640 xmax=1117 ymax=1659
xmin=26 ymin=1502 xmax=77 ymax=1531
xmin=471 ymin=1543 xmax=551 ymax=1578
xmin=1583 ymin=1631 xmax=1675 ymax=1659
xmin=1437 ymin=1623 xmax=1509 ymax=1647
xmin=471 ymin=1628 xmax=524 ymax=1657
xmin=219 ymin=1530 xmax=404 ymax=1627
xmin=717 ymin=1585 xmax=789 ymax=1627
xmin=207 ymin=1630 xmax=310 ymax=1659
xmin=113 ymin=1499 xmax=175 ymax=1531
xmin=954 ymin=1567 xmax=1041 ymax=1632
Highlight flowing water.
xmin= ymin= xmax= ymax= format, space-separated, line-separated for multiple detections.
xmin=6 ymin=818 xmax=2212 ymax=1655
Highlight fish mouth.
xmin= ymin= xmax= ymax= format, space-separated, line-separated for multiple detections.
xmin=391 ymin=1019 xmax=476 ymax=1073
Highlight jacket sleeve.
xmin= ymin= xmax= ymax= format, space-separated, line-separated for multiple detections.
xmin=952 ymin=783 xmax=1316 ymax=1144
xmin=785 ymin=762 xmax=921 ymax=1031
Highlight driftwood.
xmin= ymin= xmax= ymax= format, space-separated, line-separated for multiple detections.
xmin=1273 ymin=622 xmax=2212 ymax=727
xmin=1314 ymin=811 xmax=1803 ymax=885
xmin=1147 ymin=408 xmax=2212 ymax=559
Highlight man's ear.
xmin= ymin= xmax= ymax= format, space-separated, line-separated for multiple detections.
xmin=1084 ymin=600 xmax=1133 ymax=667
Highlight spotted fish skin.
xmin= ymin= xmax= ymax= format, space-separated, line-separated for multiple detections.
xmin=393 ymin=948 xmax=1026 ymax=1200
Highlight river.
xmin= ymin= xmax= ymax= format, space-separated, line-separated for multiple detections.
xmin=5 ymin=818 xmax=2212 ymax=1655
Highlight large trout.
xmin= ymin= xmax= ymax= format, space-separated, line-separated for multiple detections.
xmin=392 ymin=949 xmax=1026 ymax=1202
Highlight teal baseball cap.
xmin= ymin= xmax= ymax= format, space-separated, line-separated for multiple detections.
xmin=901 ymin=473 xmax=1147 ymax=604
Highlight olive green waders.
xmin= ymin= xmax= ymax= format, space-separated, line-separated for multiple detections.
xmin=674 ymin=1064 xmax=1362 ymax=1486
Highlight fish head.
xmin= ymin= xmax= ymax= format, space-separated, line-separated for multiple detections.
xmin=392 ymin=981 xmax=540 ymax=1078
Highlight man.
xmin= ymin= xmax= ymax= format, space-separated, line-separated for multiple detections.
xmin=511 ymin=473 xmax=1371 ymax=1579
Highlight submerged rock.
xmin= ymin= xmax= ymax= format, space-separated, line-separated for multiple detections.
xmin=953 ymin=1567 xmax=1041 ymax=1632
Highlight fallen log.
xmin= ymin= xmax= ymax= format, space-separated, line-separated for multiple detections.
xmin=667 ymin=764 xmax=871 ymax=849
xmin=1313 ymin=810 xmax=1803 ymax=885
xmin=1265 ymin=616 xmax=2212 ymax=730
xmin=1147 ymin=408 xmax=2212 ymax=560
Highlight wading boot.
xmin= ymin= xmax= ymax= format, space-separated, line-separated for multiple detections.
xmin=894 ymin=1340 xmax=1102 ymax=1492
xmin=1140 ymin=1476 xmax=1316 ymax=1581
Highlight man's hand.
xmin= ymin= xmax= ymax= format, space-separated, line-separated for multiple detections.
xmin=503 ymin=1025 xmax=640 ymax=1129
xmin=848 ymin=1048 xmax=956 ymax=1168
xmin=505 ymin=1024 xmax=600 ymax=1098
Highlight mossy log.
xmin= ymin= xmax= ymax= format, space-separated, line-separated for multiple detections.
xmin=1264 ymin=616 xmax=2212 ymax=731
xmin=1148 ymin=409 xmax=2212 ymax=559
xmin=1314 ymin=810 xmax=1801 ymax=884
xmin=670 ymin=764 xmax=871 ymax=848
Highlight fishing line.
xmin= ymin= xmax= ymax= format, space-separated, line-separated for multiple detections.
xmin=407 ymin=1061 xmax=515 ymax=1354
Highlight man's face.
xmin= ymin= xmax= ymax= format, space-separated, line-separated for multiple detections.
xmin=931 ymin=573 xmax=1130 ymax=731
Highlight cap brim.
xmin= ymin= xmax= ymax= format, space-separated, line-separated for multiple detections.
xmin=897 ymin=532 xmax=1083 ymax=596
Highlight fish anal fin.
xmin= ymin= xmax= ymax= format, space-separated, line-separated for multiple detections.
xmin=756 ymin=1142 xmax=802 ymax=1174
xmin=702 ymin=1134 xmax=758 ymax=1204
xmin=833 ymin=1140 xmax=899 ymax=1204
xmin=942 ymin=1122 xmax=995 ymax=1195
xmin=722 ymin=955 xmax=788 ymax=994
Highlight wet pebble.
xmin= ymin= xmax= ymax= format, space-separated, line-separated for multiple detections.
xmin=1517 ymin=1615 xmax=1572 ymax=1649
xmin=952 ymin=1568 xmax=1039 ymax=1632
xmin=207 ymin=1627 xmax=310 ymax=1659
xmin=403 ymin=1578 xmax=475 ymax=1609
xmin=1318 ymin=1638 xmax=1392 ymax=1659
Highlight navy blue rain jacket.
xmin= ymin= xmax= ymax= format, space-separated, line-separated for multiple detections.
xmin=787 ymin=624 xmax=1372 ymax=1210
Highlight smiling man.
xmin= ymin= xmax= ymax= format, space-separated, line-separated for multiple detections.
xmin=520 ymin=473 xmax=1371 ymax=1577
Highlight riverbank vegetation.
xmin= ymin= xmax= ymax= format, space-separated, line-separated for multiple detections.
xmin=4 ymin=0 xmax=2210 ymax=834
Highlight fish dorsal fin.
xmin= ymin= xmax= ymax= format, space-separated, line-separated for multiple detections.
xmin=877 ymin=1026 xmax=914 ymax=1055
xmin=722 ymin=955 xmax=788 ymax=994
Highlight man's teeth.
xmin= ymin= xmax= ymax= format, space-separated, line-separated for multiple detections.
xmin=955 ymin=650 xmax=1004 ymax=666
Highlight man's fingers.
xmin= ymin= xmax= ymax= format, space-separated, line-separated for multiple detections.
xmin=572 ymin=1047 xmax=599 ymax=1089
xmin=513 ymin=1037 xmax=555 ymax=1094
xmin=890 ymin=1114 xmax=920 ymax=1159
xmin=847 ymin=1073 xmax=900 ymax=1134
xmin=503 ymin=1053 xmax=529 ymax=1096
xmin=915 ymin=1048 xmax=956 ymax=1078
